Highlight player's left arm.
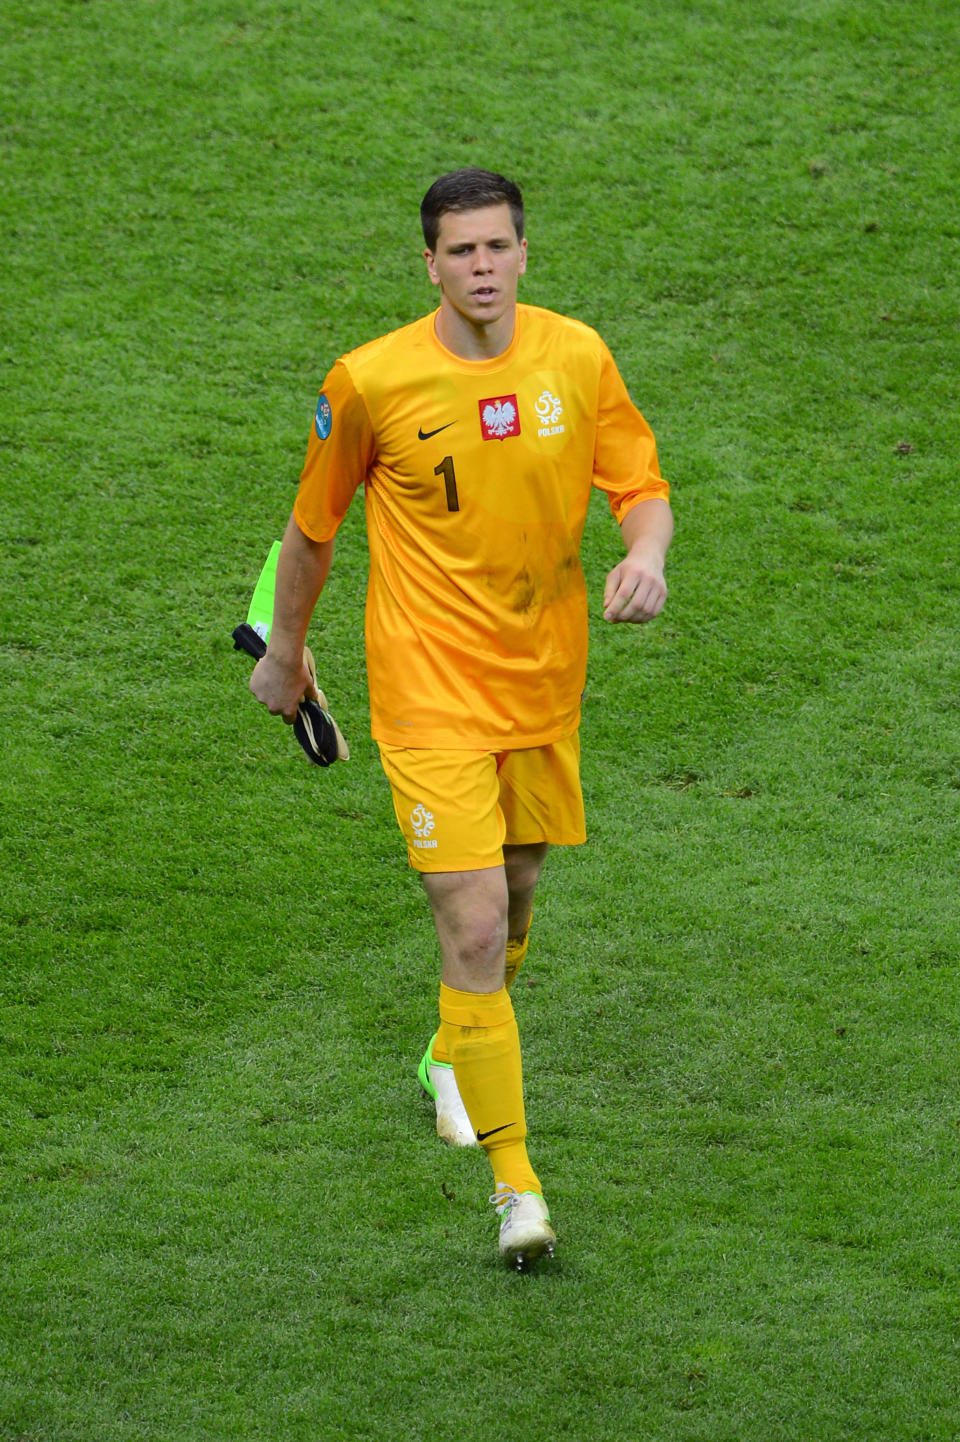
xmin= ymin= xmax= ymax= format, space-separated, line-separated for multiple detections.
xmin=603 ymin=497 xmax=674 ymax=624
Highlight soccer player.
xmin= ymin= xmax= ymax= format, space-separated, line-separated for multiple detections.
xmin=249 ymin=168 xmax=673 ymax=1268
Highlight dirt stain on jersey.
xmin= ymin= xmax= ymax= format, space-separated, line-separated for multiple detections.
xmin=555 ymin=552 xmax=577 ymax=587
xmin=507 ymin=550 xmax=581 ymax=615
xmin=510 ymin=566 xmax=537 ymax=614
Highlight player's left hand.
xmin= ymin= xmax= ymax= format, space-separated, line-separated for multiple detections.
xmin=602 ymin=553 xmax=667 ymax=623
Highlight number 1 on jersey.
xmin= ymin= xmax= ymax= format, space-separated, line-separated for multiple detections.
xmin=434 ymin=456 xmax=459 ymax=513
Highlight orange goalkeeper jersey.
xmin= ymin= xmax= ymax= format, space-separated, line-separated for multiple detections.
xmin=294 ymin=304 xmax=669 ymax=749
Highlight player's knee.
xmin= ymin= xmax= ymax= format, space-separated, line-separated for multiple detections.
xmin=455 ymin=909 xmax=507 ymax=971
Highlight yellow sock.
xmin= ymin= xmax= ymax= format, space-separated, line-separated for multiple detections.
xmin=432 ymin=917 xmax=530 ymax=1067
xmin=437 ymin=983 xmax=541 ymax=1195
xmin=430 ymin=919 xmax=531 ymax=1065
xmin=504 ymin=917 xmax=532 ymax=991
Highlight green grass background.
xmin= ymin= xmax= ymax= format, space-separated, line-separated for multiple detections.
xmin=2 ymin=1 xmax=959 ymax=1437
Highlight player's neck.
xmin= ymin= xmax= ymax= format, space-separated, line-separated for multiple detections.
xmin=435 ymin=302 xmax=517 ymax=361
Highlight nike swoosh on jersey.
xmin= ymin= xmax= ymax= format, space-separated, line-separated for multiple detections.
xmin=418 ymin=422 xmax=455 ymax=440
xmin=476 ymin=1122 xmax=516 ymax=1143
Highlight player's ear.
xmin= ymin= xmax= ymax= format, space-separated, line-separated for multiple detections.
xmin=518 ymin=237 xmax=528 ymax=275
xmin=424 ymin=248 xmax=441 ymax=286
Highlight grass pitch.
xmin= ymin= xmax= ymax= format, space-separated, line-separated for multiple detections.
xmin=2 ymin=2 xmax=959 ymax=1438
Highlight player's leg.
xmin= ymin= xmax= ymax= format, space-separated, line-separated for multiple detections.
xmin=422 ymin=863 xmax=557 ymax=1266
xmin=475 ymin=742 xmax=583 ymax=1260
xmin=502 ymin=840 xmax=549 ymax=988
xmin=496 ymin=733 xmax=585 ymax=991
xmin=421 ymin=863 xmax=508 ymax=993
xmin=422 ymin=841 xmax=546 ymax=1147
xmin=413 ymin=742 xmax=581 ymax=1161
xmin=426 ymin=842 xmax=546 ymax=1026
xmin=376 ymin=742 xmax=562 ymax=1264
xmin=379 ymin=744 xmax=505 ymax=1148
xmin=422 ymin=864 xmax=538 ymax=1194
xmin=421 ymin=863 xmax=552 ymax=1265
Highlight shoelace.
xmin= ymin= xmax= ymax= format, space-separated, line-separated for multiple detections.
xmin=490 ymin=1185 xmax=521 ymax=1216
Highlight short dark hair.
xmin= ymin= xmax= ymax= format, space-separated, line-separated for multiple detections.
xmin=420 ymin=168 xmax=524 ymax=251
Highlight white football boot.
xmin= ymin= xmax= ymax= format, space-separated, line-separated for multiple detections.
xmin=492 ymin=1184 xmax=556 ymax=1269
xmin=418 ymin=1035 xmax=477 ymax=1147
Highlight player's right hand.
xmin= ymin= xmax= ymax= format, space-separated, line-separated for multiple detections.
xmin=250 ymin=649 xmax=319 ymax=724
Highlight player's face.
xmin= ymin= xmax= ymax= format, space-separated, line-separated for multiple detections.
xmin=424 ymin=203 xmax=527 ymax=332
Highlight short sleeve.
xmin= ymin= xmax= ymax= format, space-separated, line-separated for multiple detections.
xmin=591 ymin=342 xmax=669 ymax=523
xmin=293 ymin=360 xmax=377 ymax=543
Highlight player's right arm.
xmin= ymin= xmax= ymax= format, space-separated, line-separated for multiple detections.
xmin=250 ymin=513 xmax=333 ymax=723
xmin=251 ymin=361 xmax=374 ymax=724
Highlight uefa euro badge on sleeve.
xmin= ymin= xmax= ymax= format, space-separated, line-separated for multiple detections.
xmin=232 ymin=542 xmax=350 ymax=768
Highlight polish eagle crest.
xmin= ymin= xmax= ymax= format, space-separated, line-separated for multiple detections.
xmin=482 ymin=399 xmax=517 ymax=438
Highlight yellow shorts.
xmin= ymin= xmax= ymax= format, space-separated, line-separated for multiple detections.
xmin=377 ymin=735 xmax=586 ymax=873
